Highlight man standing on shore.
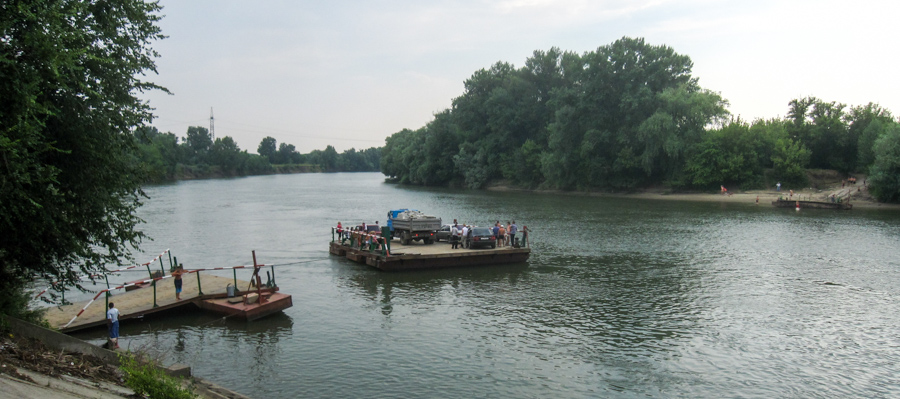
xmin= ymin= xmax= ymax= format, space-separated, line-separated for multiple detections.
xmin=107 ymin=303 xmax=120 ymax=349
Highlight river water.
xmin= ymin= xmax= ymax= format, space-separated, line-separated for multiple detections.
xmin=70 ymin=172 xmax=900 ymax=398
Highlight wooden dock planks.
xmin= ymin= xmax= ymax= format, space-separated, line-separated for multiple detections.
xmin=43 ymin=273 xmax=245 ymax=333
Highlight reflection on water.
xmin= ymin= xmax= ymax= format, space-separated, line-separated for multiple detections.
xmin=68 ymin=173 xmax=900 ymax=398
xmin=339 ymin=263 xmax=530 ymax=316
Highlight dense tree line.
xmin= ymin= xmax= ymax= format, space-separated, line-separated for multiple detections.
xmin=257 ymin=136 xmax=380 ymax=172
xmin=381 ymin=37 xmax=900 ymax=203
xmin=135 ymin=127 xmax=382 ymax=181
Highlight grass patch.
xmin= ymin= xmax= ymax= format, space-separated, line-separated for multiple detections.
xmin=119 ymin=352 xmax=196 ymax=399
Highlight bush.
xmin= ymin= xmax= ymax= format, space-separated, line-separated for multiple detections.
xmin=119 ymin=352 xmax=196 ymax=399
xmin=868 ymin=124 xmax=900 ymax=203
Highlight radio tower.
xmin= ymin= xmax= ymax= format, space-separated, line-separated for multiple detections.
xmin=209 ymin=107 xmax=215 ymax=141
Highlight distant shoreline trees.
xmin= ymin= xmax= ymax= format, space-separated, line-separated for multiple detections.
xmin=379 ymin=37 xmax=900 ymax=203
xmin=135 ymin=127 xmax=381 ymax=182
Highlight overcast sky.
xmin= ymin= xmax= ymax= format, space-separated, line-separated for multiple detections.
xmin=142 ymin=0 xmax=900 ymax=154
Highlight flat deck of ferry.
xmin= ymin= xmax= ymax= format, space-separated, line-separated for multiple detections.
xmin=331 ymin=239 xmax=531 ymax=271
xmin=43 ymin=273 xmax=275 ymax=333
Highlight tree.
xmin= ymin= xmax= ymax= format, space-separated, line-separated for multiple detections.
xmin=277 ymin=142 xmax=298 ymax=164
xmin=683 ymin=120 xmax=761 ymax=189
xmin=184 ymin=126 xmax=212 ymax=163
xmin=868 ymin=124 xmax=900 ymax=203
xmin=787 ymin=97 xmax=851 ymax=171
xmin=321 ymin=145 xmax=338 ymax=171
xmin=847 ymin=103 xmax=894 ymax=171
xmin=1 ymin=0 xmax=166 ymax=312
xmin=771 ymin=138 xmax=811 ymax=186
xmin=210 ymin=136 xmax=242 ymax=173
xmin=543 ymin=37 xmax=727 ymax=189
xmin=258 ymin=136 xmax=277 ymax=161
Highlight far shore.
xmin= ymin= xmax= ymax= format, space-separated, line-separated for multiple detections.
xmin=485 ymin=184 xmax=900 ymax=210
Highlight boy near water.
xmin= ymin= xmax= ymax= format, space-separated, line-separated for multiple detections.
xmin=172 ymin=264 xmax=185 ymax=300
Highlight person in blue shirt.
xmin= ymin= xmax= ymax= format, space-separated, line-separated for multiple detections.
xmin=107 ymin=302 xmax=120 ymax=349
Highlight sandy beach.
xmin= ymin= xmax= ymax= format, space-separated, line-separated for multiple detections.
xmin=488 ymin=179 xmax=900 ymax=210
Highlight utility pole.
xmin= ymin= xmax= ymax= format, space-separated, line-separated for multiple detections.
xmin=209 ymin=107 xmax=215 ymax=141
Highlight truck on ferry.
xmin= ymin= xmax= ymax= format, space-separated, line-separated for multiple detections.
xmin=387 ymin=209 xmax=442 ymax=245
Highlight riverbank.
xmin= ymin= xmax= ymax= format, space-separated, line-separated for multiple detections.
xmin=485 ymin=178 xmax=900 ymax=210
xmin=2 ymin=318 xmax=250 ymax=399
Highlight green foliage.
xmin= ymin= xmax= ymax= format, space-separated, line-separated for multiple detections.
xmin=337 ymin=147 xmax=381 ymax=172
xmin=119 ymin=352 xmax=196 ymax=399
xmin=135 ymin=126 xmax=379 ymax=180
xmin=771 ymin=138 xmax=811 ymax=186
xmin=848 ymin=103 xmax=894 ymax=171
xmin=787 ymin=97 xmax=859 ymax=172
xmin=257 ymin=136 xmax=277 ymax=161
xmin=1 ymin=0 xmax=165 ymax=308
xmin=0 ymin=288 xmax=48 ymax=329
xmin=380 ymin=37 xmax=728 ymax=190
xmin=501 ymin=139 xmax=543 ymax=188
xmin=277 ymin=142 xmax=300 ymax=164
xmin=375 ymin=37 xmax=900 ymax=204
xmin=868 ymin=123 xmax=900 ymax=203
xmin=184 ymin=126 xmax=212 ymax=164
xmin=136 ymin=129 xmax=274 ymax=180
xmin=684 ymin=121 xmax=757 ymax=189
xmin=209 ymin=136 xmax=242 ymax=173
xmin=681 ymin=118 xmax=786 ymax=189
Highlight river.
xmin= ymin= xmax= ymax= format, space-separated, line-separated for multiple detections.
xmin=70 ymin=172 xmax=900 ymax=398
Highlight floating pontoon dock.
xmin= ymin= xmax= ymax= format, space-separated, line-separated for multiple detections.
xmin=42 ymin=252 xmax=292 ymax=333
xmin=772 ymin=198 xmax=852 ymax=210
xmin=330 ymin=237 xmax=531 ymax=271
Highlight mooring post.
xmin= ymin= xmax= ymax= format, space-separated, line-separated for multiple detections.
xmin=233 ymin=268 xmax=238 ymax=290
xmin=253 ymin=250 xmax=265 ymax=304
xmin=145 ymin=264 xmax=152 ymax=279
xmin=332 ymin=227 xmax=335 ymax=242
xmin=196 ymin=271 xmax=204 ymax=296
xmin=158 ymin=257 xmax=166 ymax=276
xmin=168 ymin=251 xmax=174 ymax=271
xmin=152 ymin=280 xmax=158 ymax=307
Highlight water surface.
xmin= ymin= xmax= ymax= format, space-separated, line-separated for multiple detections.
xmin=70 ymin=173 xmax=900 ymax=398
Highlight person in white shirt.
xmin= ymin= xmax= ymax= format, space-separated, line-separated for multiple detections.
xmin=107 ymin=302 xmax=120 ymax=349
xmin=450 ymin=224 xmax=459 ymax=249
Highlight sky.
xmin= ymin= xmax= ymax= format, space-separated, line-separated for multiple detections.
xmin=142 ymin=0 xmax=900 ymax=154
